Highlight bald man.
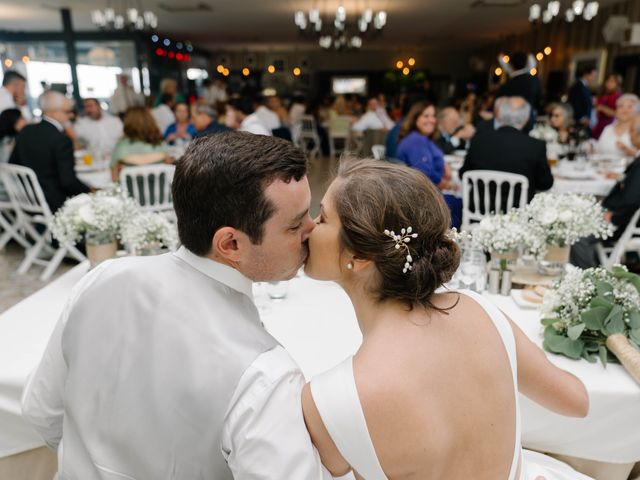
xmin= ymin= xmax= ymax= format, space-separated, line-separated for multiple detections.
xmin=9 ymin=90 xmax=90 ymax=212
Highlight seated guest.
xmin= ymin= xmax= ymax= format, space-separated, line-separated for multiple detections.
xmin=164 ymin=102 xmax=196 ymax=144
xmin=435 ymin=106 xmax=476 ymax=154
xmin=151 ymin=93 xmax=176 ymax=136
xmin=193 ymin=104 xmax=230 ymax=138
xmin=572 ymin=115 xmax=640 ymax=268
xmin=74 ymin=98 xmax=123 ymax=154
xmin=475 ymin=96 xmax=507 ymax=133
xmin=225 ymin=98 xmax=271 ymax=136
xmin=549 ymin=102 xmax=577 ymax=144
xmin=460 ymin=96 xmax=553 ymax=207
xmin=110 ymin=106 xmax=168 ymax=181
xmin=595 ymin=94 xmax=639 ymax=157
xmin=289 ymin=94 xmax=306 ymax=127
xmin=0 ymin=108 xmax=27 ymax=163
xmin=9 ymin=91 xmax=90 ymax=213
xmin=352 ymin=96 xmax=394 ymax=132
xmin=396 ymin=101 xmax=462 ymax=227
xmin=256 ymin=96 xmax=292 ymax=140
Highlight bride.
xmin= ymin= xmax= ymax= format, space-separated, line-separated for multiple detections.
xmin=302 ymin=159 xmax=592 ymax=480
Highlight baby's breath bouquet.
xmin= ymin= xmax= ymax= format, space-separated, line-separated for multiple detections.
xmin=520 ymin=193 xmax=614 ymax=255
xmin=51 ymin=186 xmax=139 ymax=245
xmin=121 ymin=211 xmax=178 ymax=255
xmin=541 ymin=266 xmax=640 ymax=384
xmin=529 ymin=122 xmax=558 ymax=143
xmin=472 ymin=211 xmax=526 ymax=270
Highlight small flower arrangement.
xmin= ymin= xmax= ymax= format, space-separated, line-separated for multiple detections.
xmin=530 ymin=122 xmax=559 ymax=143
xmin=472 ymin=211 xmax=525 ymax=254
xmin=520 ymin=193 xmax=614 ymax=255
xmin=541 ymin=265 xmax=640 ymax=382
xmin=121 ymin=211 xmax=178 ymax=255
xmin=51 ymin=186 xmax=139 ymax=245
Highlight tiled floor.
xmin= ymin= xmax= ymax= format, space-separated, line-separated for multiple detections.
xmin=0 ymin=155 xmax=339 ymax=314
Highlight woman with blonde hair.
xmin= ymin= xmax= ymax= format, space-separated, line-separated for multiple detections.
xmin=595 ymin=93 xmax=639 ymax=156
xmin=110 ymin=106 xmax=169 ymax=181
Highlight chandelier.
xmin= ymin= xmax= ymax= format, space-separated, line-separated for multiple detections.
xmin=91 ymin=4 xmax=158 ymax=31
xmin=529 ymin=1 xmax=599 ymax=23
xmin=293 ymin=5 xmax=387 ymax=50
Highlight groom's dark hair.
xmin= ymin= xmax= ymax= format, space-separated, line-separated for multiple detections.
xmin=172 ymin=131 xmax=307 ymax=256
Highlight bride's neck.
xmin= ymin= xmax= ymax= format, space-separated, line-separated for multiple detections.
xmin=341 ymin=282 xmax=402 ymax=338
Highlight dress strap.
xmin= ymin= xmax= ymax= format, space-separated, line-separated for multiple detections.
xmin=310 ymin=356 xmax=388 ymax=480
xmin=457 ymin=289 xmax=522 ymax=480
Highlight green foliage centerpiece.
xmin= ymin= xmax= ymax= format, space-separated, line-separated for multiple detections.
xmin=541 ymin=266 xmax=640 ymax=384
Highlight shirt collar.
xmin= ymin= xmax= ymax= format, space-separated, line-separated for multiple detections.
xmin=173 ymin=246 xmax=253 ymax=299
xmin=43 ymin=116 xmax=64 ymax=132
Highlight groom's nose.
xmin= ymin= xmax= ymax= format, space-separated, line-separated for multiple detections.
xmin=301 ymin=215 xmax=316 ymax=242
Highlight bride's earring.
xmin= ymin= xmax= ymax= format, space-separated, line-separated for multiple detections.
xmin=346 ymin=262 xmax=354 ymax=270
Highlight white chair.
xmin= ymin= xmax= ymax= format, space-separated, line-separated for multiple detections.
xmin=0 ymin=164 xmax=86 ymax=281
xmin=0 ymin=175 xmax=31 ymax=250
xmin=371 ymin=144 xmax=386 ymax=160
xmin=294 ymin=115 xmax=321 ymax=159
xmin=461 ymin=170 xmax=529 ymax=231
xmin=328 ymin=115 xmax=352 ymax=158
xmin=596 ymin=208 xmax=640 ymax=269
xmin=119 ymin=164 xmax=175 ymax=214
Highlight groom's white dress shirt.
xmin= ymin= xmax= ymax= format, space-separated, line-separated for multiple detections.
xmin=22 ymin=247 xmax=331 ymax=479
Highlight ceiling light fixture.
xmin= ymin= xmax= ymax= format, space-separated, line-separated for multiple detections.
xmin=529 ymin=0 xmax=598 ymax=23
xmin=92 ymin=3 xmax=158 ymax=31
xmin=295 ymin=4 xmax=387 ymax=50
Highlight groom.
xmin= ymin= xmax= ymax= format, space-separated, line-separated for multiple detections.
xmin=22 ymin=131 xmax=330 ymax=479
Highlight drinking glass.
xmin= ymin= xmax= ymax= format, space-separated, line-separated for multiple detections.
xmin=458 ymin=248 xmax=487 ymax=292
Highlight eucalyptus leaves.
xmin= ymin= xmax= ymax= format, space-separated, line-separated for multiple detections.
xmin=541 ymin=266 xmax=640 ymax=381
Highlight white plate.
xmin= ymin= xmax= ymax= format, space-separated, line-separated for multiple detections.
xmin=75 ymin=163 xmax=104 ymax=173
xmin=510 ymin=289 xmax=541 ymax=309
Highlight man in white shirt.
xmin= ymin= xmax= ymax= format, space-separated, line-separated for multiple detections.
xmin=74 ymin=98 xmax=123 ymax=154
xmin=352 ymin=97 xmax=394 ymax=132
xmin=22 ymin=131 xmax=330 ymax=479
xmin=255 ymin=100 xmax=281 ymax=132
xmin=151 ymin=93 xmax=175 ymax=135
xmin=110 ymin=73 xmax=143 ymax=117
xmin=227 ymin=97 xmax=272 ymax=136
xmin=0 ymin=70 xmax=31 ymax=120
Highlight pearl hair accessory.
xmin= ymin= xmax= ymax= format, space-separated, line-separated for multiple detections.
xmin=383 ymin=227 xmax=418 ymax=273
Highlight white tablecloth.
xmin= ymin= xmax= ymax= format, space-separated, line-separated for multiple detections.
xmin=551 ymin=177 xmax=616 ymax=197
xmin=1 ymin=263 xmax=639 ymax=463
xmin=77 ymin=168 xmax=112 ymax=189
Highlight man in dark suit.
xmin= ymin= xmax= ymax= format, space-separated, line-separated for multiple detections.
xmin=460 ymin=96 xmax=553 ymax=211
xmin=435 ymin=107 xmax=476 ymax=154
xmin=9 ymin=90 xmax=90 ymax=213
xmin=193 ymin=105 xmax=230 ymax=138
xmin=568 ymin=66 xmax=597 ymax=131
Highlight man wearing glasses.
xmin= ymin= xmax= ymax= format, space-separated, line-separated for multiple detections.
xmin=9 ymin=90 xmax=90 ymax=213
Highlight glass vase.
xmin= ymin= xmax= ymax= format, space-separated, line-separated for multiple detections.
xmin=85 ymin=230 xmax=117 ymax=268
xmin=490 ymin=250 xmax=518 ymax=271
xmin=537 ymin=244 xmax=570 ymax=276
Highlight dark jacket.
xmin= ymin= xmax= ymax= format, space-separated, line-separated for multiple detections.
xmin=603 ymin=155 xmax=640 ymax=238
xmin=435 ymin=133 xmax=468 ymax=155
xmin=567 ymin=80 xmax=593 ymax=125
xmin=460 ymin=126 xmax=553 ymax=210
xmin=194 ymin=122 xmax=231 ymax=139
xmin=9 ymin=120 xmax=90 ymax=213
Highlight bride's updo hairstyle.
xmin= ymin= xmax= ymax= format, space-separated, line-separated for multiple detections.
xmin=334 ymin=159 xmax=460 ymax=310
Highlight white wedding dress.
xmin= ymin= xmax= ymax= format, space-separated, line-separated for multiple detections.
xmin=309 ymin=290 xmax=594 ymax=480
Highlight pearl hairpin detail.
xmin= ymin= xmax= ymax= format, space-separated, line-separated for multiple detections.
xmin=383 ymin=227 xmax=418 ymax=273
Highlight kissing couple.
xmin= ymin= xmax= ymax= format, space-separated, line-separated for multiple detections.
xmin=23 ymin=132 xmax=593 ymax=479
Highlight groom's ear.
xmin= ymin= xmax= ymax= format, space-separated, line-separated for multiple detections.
xmin=211 ymin=227 xmax=242 ymax=263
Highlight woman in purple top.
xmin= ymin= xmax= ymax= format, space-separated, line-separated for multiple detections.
xmin=396 ymin=101 xmax=462 ymax=227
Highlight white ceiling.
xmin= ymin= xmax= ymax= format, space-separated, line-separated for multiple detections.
xmin=0 ymin=0 xmax=625 ymax=51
